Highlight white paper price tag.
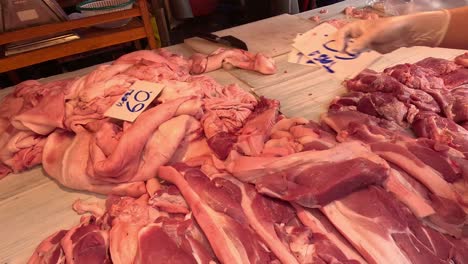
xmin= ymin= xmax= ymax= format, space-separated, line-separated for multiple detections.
xmin=105 ymin=80 xmax=164 ymax=122
xmin=288 ymin=47 xmax=320 ymax=67
xmin=293 ymin=23 xmax=381 ymax=80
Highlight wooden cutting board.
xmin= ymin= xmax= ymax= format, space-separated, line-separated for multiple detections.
xmin=184 ymin=14 xmax=318 ymax=57
xmin=228 ymin=53 xmax=322 ymax=89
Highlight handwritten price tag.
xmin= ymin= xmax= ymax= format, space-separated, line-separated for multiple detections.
xmin=293 ymin=23 xmax=381 ymax=80
xmin=288 ymin=47 xmax=320 ymax=67
xmin=104 ymin=80 xmax=164 ymax=122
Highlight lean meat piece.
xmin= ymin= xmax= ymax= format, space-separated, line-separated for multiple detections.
xmin=60 ymin=216 xmax=110 ymax=264
xmin=383 ymin=63 xmax=445 ymax=91
xmin=322 ymin=186 xmax=466 ymax=264
xmin=220 ymin=175 xmax=363 ymax=264
xmin=158 ymin=165 xmax=277 ymax=264
xmin=331 ymin=91 xmax=410 ymax=126
xmin=323 ymin=112 xmax=462 ymax=200
xmin=322 ymin=112 xmax=468 ymax=236
xmin=135 ymin=216 xmax=216 ymax=264
xmin=389 ymin=164 xmax=467 ymax=237
xmin=412 ymin=112 xmax=468 ymax=158
xmin=345 ymin=69 xmax=441 ymax=114
xmin=28 ymin=230 xmax=67 ymax=264
xmin=228 ymin=141 xmax=389 ymax=207
xmin=190 ymin=48 xmax=276 ymax=75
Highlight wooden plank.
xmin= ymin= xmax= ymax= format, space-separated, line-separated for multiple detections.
xmin=227 ymin=53 xmax=321 ymax=88
xmin=138 ymin=0 xmax=158 ymax=49
xmin=0 ymin=8 xmax=141 ymax=46
xmin=0 ymin=21 xmax=146 ymax=73
xmin=0 ymin=171 xmax=105 ymax=264
xmin=185 ymin=14 xmax=317 ymax=57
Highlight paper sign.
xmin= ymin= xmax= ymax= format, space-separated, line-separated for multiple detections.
xmin=293 ymin=23 xmax=381 ymax=80
xmin=288 ymin=47 xmax=320 ymax=67
xmin=105 ymin=80 xmax=164 ymax=122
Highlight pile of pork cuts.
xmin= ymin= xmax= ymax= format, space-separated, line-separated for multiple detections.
xmin=2 ymin=46 xmax=468 ymax=263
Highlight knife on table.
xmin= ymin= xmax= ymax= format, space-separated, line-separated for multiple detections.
xmin=198 ymin=33 xmax=248 ymax=51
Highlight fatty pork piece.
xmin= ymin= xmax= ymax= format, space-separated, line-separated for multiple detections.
xmin=190 ymin=48 xmax=277 ymax=75
xmin=266 ymin=117 xmax=337 ymax=155
xmin=226 ymin=140 xmax=389 ymax=208
xmin=43 ymin=129 xmax=146 ymax=196
xmin=106 ymin=194 xmax=217 ymax=264
xmin=159 ymin=165 xmax=364 ymax=264
xmin=323 ymin=186 xmax=468 ymax=264
xmin=0 ymin=126 xmax=45 ymax=178
xmin=205 ymin=96 xmax=277 ymax=160
xmin=86 ymin=97 xmax=193 ymax=184
xmin=3 ymin=78 xmax=70 ymax=135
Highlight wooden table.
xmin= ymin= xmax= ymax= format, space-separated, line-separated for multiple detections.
xmin=0 ymin=1 xmax=466 ymax=263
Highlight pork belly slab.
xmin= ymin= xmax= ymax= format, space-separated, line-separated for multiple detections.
xmin=159 ymin=165 xmax=364 ymax=264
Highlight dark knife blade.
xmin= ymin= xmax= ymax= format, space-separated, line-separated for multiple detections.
xmin=198 ymin=33 xmax=248 ymax=51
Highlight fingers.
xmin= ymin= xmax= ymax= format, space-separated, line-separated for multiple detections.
xmin=346 ymin=29 xmax=379 ymax=54
xmin=333 ymin=22 xmax=357 ymax=52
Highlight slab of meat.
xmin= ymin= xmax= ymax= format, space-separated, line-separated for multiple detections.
xmin=43 ymin=129 xmax=147 ymax=197
xmin=158 ymin=165 xmax=277 ymax=264
xmin=331 ymin=91 xmax=410 ymax=126
xmin=228 ymin=141 xmax=389 ymax=207
xmin=28 ymin=230 xmax=67 ymax=264
xmin=412 ymin=111 xmax=468 ymax=158
xmin=293 ymin=205 xmax=366 ymax=263
xmin=322 ymin=186 xmax=467 ymax=264
xmin=221 ymin=175 xmax=364 ymax=263
xmin=60 ymin=215 xmax=110 ymax=264
xmin=190 ymin=48 xmax=276 ymax=75
xmin=345 ymin=69 xmax=441 ymax=114
xmin=322 ymin=111 xmax=468 ymax=237
xmin=135 ymin=217 xmax=216 ymax=264
xmin=235 ymin=98 xmax=280 ymax=156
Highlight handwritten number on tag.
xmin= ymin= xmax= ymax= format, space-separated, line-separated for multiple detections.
xmin=322 ymin=39 xmax=360 ymax=60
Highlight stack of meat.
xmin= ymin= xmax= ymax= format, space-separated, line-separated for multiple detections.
xmin=2 ymin=47 xmax=467 ymax=263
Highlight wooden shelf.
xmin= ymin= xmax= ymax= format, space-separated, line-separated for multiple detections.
xmin=0 ymin=0 xmax=156 ymax=73
xmin=0 ymin=20 xmax=146 ymax=73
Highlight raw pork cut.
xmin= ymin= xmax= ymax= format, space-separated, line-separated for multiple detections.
xmin=228 ymin=141 xmax=389 ymax=207
xmin=27 ymin=230 xmax=67 ymax=264
xmin=158 ymin=165 xmax=276 ymax=264
xmin=322 ymin=186 xmax=468 ymax=264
